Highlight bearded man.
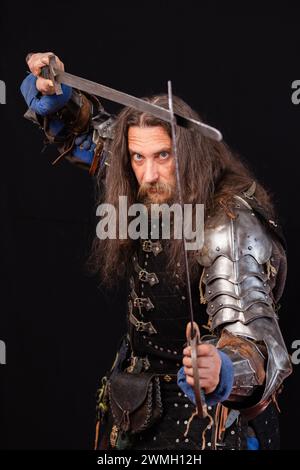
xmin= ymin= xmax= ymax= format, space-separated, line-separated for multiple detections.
xmin=20 ymin=52 xmax=292 ymax=451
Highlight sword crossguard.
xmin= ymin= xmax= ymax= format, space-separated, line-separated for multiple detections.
xmin=40 ymin=54 xmax=63 ymax=96
xmin=186 ymin=321 xmax=208 ymax=418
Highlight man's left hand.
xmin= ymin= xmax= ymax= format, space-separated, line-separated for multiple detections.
xmin=182 ymin=342 xmax=222 ymax=394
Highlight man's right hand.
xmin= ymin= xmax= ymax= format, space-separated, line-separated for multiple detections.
xmin=21 ymin=52 xmax=72 ymax=117
xmin=27 ymin=52 xmax=65 ymax=95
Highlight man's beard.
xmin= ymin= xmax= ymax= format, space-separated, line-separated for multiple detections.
xmin=137 ymin=182 xmax=175 ymax=206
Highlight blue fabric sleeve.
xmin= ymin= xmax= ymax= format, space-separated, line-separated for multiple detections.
xmin=177 ymin=350 xmax=234 ymax=406
xmin=20 ymin=73 xmax=72 ymax=116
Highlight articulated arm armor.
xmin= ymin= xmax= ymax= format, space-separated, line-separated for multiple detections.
xmin=198 ymin=195 xmax=292 ymax=415
xmin=23 ymin=80 xmax=115 ymax=174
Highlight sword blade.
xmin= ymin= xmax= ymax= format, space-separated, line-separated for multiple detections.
xmin=52 ymin=69 xmax=222 ymax=141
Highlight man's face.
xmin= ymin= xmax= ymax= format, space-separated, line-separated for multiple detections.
xmin=128 ymin=126 xmax=176 ymax=204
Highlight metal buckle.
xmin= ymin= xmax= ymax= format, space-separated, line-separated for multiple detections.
xmin=138 ymin=270 xmax=148 ymax=282
xmin=134 ymin=297 xmax=154 ymax=310
xmin=142 ymin=240 xmax=152 ymax=252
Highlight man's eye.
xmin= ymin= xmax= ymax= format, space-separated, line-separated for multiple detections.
xmin=159 ymin=151 xmax=169 ymax=159
xmin=133 ymin=153 xmax=143 ymax=161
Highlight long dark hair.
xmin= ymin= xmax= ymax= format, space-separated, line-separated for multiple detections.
xmin=87 ymin=94 xmax=274 ymax=286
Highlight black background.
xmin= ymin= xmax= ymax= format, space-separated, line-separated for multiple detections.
xmin=0 ymin=3 xmax=299 ymax=449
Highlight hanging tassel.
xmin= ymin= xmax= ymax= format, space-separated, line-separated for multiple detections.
xmin=199 ymin=269 xmax=207 ymax=305
xmin=94 ymin=420 xmax=100 ymax=450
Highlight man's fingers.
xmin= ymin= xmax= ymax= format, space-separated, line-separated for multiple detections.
xmin=36 ymin=77 xmax=55 ymax=95
xmin=186 ymin=375 xmax=215 ymax=393
xmin=28 ymin=52 xmax=64 ymax=76
xmin=183 ymin=364 xmax=211 ymax=377
xmin=183 ymin=343 xmax=215 ymax=358
xmin=183 ymin=356 xmax=212 ymax=369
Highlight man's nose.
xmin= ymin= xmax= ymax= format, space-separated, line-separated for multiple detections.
xmin=143 ymin=160 xmax=159 ymax=184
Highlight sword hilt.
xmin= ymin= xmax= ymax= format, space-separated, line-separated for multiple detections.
xmin=40 ymin=54 xmax=63 ymax=95
xmin=26 ymin=52 xmax=62 ymax=95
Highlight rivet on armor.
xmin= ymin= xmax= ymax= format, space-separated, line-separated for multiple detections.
xmin=160 ymin=360 xmax=164 ymax=364
xmin=174 ymin=403 xmax=178 ymax=407
xmin=143 ymin=335 xmax=146 ymax=339
xmin=175 ymin=274 xmax=179 ymax=278
xmin=206 ymin=273 xmax=209 ymax=277
xmin=176 ymin=438 xmax=180 ymax=443
xmin=182 ymin=296 xmax=186 ymax=300
xmin=231 ymin=430 xmax=235 ymax=435
xmin=155 ymin=345 xmax=158 ymax=349
xmin=248 ymin=246 xmax=252 ymax=250
xmin=185 ymin=438 xmax=189 ymax=443
xmin=148 ymin=341 xmax=152 ymax=345
xmin=219 ymin=303 xmax=223 ymax=306
xmin=211 ymin=305 xmax=214 ymax=309
xmin=160 ymin=347 xmax=163 ymax=351
xmin=141 ymin=284 xmax=145 ymax=289
xmin=216 ymin=246 xmax=220 ymax=251
xmin=144 ymin=261 xmax=148 ymax=266
xmin=208 ymin=290 xmax=212 ymax=294
xmin=184 ymin=404 xmax=189 ymax=408
xmin=174 ymin=351 xmax=178 ymax=355
xmin=268 ymin=438 xmax=272 ymax=443
xmin=145 ymin=254 xmax=149 ymax=258
xmin=178 ymin=392 xmax=182 ymax=397
xmin=265 ymin=420 xmax=268 ymax=425
xmin=207 ymin=442 xmax=212 ymax=447
xmin=251 ymin=213 xmax=255 ymax=216
xmin=184 ymin=420 xmax=188 ymax=424
xmin=177 ymin=420 xmax=180 ymax=424
xmin=167 ymin=349 xmax=171 ymax=353
xmin=263 ymin=283 xmax=267 ymax=287
xmin=153 ymin=436 xmax=157 ymax=441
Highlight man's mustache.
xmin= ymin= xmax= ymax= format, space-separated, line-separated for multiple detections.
xmin=137 ymin=182 xmax=173 ymax=199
